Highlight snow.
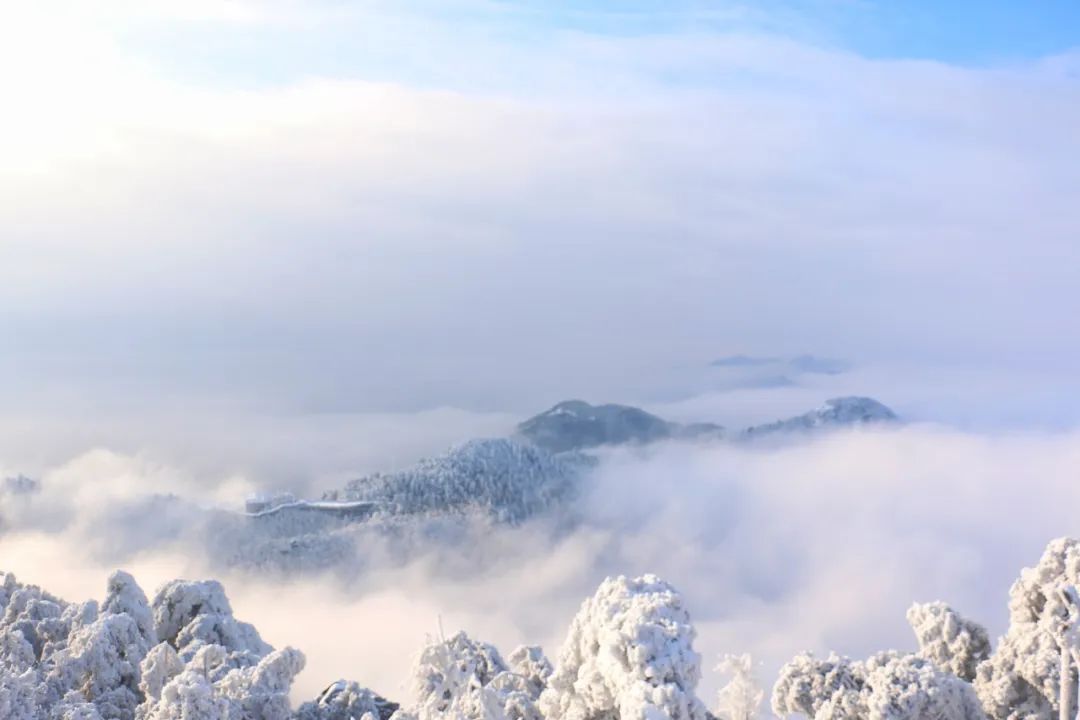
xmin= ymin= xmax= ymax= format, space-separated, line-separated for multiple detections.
xmin=243 ymin=499 xmax=381 ymax=519
xmin=9 ymin=538 xmax=1080 ymax=719
xmin=517 ymin=400 xmax=721 ymax=453
xmin=907 ymin=602 xmax=990 ymax=682
xmin=395 ymin=630 xmax=548 ymax=720
xmin=103 ymin=571 xmax=156 ymax=648
xmin=539 ymin=574 xmax=711 ymax=720
xmin=0 ymin=569 xmax=361 ymax=720
xmin=715 ymin=654 xmax=763 ymax=720
xmin=294 ymin=680 xmax=398 ymax=720
xmin=73 ymin=397 xmax=902 ymax=579
xmin=337 ymin=438 xmax=584 ymax=524
xmin=975 ymin=537 xmax=1080 ymax=720
xmin=742 ymin=397 xmax=898 ymax=438
xmin=772 ymin=651 xmax=986 ymax=720
xmin=771 ymin=538 xmax=1080 ymax=720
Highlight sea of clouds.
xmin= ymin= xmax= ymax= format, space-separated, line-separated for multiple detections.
xmin=2 ymin=383 xmax=1078 ymax=708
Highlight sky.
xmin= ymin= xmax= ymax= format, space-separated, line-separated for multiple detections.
xmin=3 ymin=4 xmax=1080 ymax=711
xmin=2 ymin=0 xmax=1079 ymax=422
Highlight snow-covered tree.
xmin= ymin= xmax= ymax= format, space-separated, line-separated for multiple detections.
xmin=0 ymin=669 xmax=39 ymax=720
xmin=150 ymin=578 xmax=271 ymax=666
xmin=0 ymin=570 xmax=152 ymax=719
xmin=975 ymin=538 xmax=1080 ymax=720
xmin=907 ymin=602 xmax=990 ymax=681
xmin=138 ymin=578 xmax=312 ymax=719
xmin=216 ymin=646 xmax=307 ymax=719
xmin=1 ymin=566 xmax=411 ymax=720
xmin=772 ymin=651 xmax=986 ymax=720
xmin=295 ymin=680 xmax=399 ymax=720
xmin=136 ymin=644 xmax=230 ymax=720
xmin=865 ymin=652 xmax=987 ymax=720
xmin=398 ymin=630 xmax=546 ymax=720
xmin=772 ymin=651 xmax=868 ymax=720
xmin=103 ymin=571 xmax=156 ymax=649
xmin=0 ymin=580 xmax=68 ymax=673
xmin=539 ymin=574 xmax=711 ymax=720
xmin=43 ymin=612 xmax=151 ymax=718
xmin=54 ymin=698 xmax=107 ymax=719
xmin=507 ymin=645 xmax=553 ymax=700
xmin=715 ymin=654 xmax=762 ymax=720
xmin=137 ymin=642 xmax=185 ymax=708
xmin=22 ymin=539 xmax=1080 ymax=720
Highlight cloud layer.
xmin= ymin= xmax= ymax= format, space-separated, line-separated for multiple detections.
xmin=3 ymin=422 xmax=1079 ymax=707
xmin=2 ymin=2 xmax=1079 ymax=415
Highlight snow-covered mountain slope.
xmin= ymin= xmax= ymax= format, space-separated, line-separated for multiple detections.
xmin=742 ymin=396 xmax=898 ymax=438
xmin=331 ymin=438 xmax=588 ymax=525
xmin=516 ymin=400 xmax=723 ymax=453
xmin=194 ymin=439 xmax=589 ymax=573
xmin=192 ymin=398 xmax=897 ymax=572
xmin=516 ymin=396 xmax=895 ymax=453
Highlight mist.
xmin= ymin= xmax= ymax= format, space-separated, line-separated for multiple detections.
xmin=3 ymin=407 xmax=1079 ymax=707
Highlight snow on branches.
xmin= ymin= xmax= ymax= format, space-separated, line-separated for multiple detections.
xmin=974 ymin=538 xmax=1080 ymax=720
xmin=0 ymin=568 xmax=394 ymax=720
xmin=11 ymin=539 xmax=1080 ymax=720
xmin=539 ymin=574 xmax=711 ymax=720
xmin=771 ymin=650 xmax=986 ymax=720
xmin=715 ymin=653 xmax=763 ymax=720
xmin=771 ymin=537 xmax=1080 ymax=720
xmin=394 ymin=630 xmax=549 ymax=720
xmin=907 ymin=602 xmax=991 ymax=683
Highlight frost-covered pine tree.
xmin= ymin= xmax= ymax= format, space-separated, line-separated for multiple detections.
xmin=539 ymin=574 xmax=711 ymax=720
xmin=907 ymin=601 xmax=991 ymax=682
xmin=138 ymin=578 xmax=306 ymax=719
xmin=772 ymin=650 xmax=986 ymax=720
xmin=1 ymin=566 xmax=410 ymax=720
xmin=394 ymin=630 xmax=548 ymax=720
xmin=975 ymin=538 xmax=1080 ymax=720
xmin=103 ymin=571 xmax=156 ymax=649
xmin=45 ymin=611 xmax=152 ymax=718
xmin=507 ymin=645 xmax=553 ymax=700
xmin=0 ymin=569 xmax=155 ymax=719
xmin=150 ymin=578 xmax=272 ymax=667
xmin=715 ymin=654 xmax=762 ymax=720
xmin=0 ymin=669 xmax=39 ymax=720
xmin=295 ymin=679 xmax=399 ymax=720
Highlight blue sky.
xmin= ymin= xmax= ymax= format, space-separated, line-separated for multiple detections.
xmin=493 ymin=0 xmax=1080 ymax=63
xmin=121 ymin=1 xmax=1080 ymax=92
xmin=804 ymin=0 xmax=1080 ymax=63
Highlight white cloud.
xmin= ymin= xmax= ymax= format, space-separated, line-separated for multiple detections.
xmin=4 ymin=424 xmax=1080 ymax=706
xmin=1 ymin=2 xmax=1078 ymax=414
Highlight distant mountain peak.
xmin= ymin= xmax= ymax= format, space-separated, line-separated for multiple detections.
xmin=517 ymin=400 xmax=722 ymax=454
xmin=743 ymin=396 xmax=898 ymax=438
xmin=817 ymin=396 xmax=897 ymax=419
